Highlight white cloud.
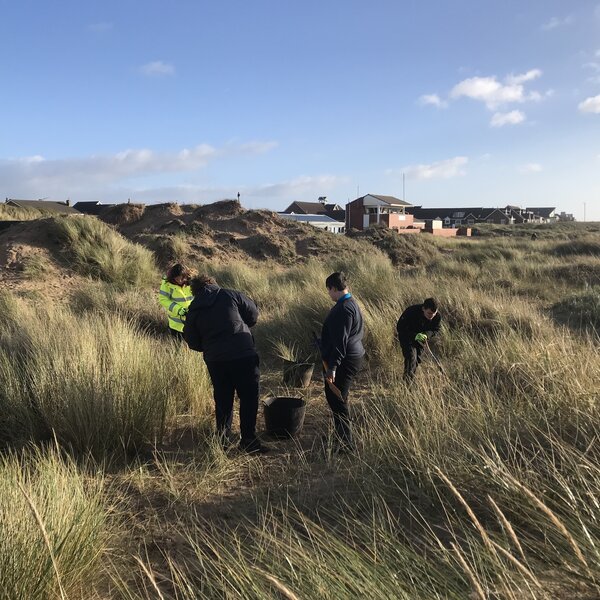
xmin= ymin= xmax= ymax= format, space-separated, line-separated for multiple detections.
xmin=541 ymin=15 xmax=574 ymax=31
xmin=519 ymin=163 xmax=543 ymax=173
xmin=578 ymin=95 xmax=600 ymax=114
xmin=418 ymin=94 xmax=448 ymax=109
xmin=140 ymin=61 xmax=175 ymax=76
xmin=393 ymin=156 xmax=469 ymax=180
xmin=505 ymin=69 xmax=542 ymax=85
xmin=490 ymin=110 xmax=526 ymax=127
xmin=0 ymin=141 xmax=277 ymax=201
xmin=252 ymin=175 xmax=345 ymax=198
xmin=450 ymin=70 xmax=542 ymax=109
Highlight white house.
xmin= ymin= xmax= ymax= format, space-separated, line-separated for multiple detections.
xmin=278 ymin=213 xmax=345 ymax=234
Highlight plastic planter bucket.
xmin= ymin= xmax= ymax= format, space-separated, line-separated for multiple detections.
xmin=282 ymin=360 xmax=314 ymax=388
xmin=263 ymin=396 xmax=307 ymax=438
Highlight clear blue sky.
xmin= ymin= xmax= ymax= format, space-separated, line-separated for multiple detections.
xmin=1 ymin=0 xmax=599 ymax=219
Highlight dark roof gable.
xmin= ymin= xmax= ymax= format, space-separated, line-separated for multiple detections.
xmin=282 ymin=201 xmax=344 ymax=215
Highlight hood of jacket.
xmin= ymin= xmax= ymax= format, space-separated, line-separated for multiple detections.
xmin=191 ymin=283 xmax=221 ymax=309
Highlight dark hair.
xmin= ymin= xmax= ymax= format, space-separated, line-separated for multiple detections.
xmin=167 ymin=263 xmax=191 ymax=284
xmin=423 ymin=297 xmax=438 ymax=312
xmin=325 ymin=271 xmax=347 ymax=291
xmin=190 ymin=275 xmax=217 ymax=296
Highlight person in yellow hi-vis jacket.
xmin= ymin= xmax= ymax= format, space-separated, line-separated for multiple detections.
xmin=158 ymin=263 xmax=194 ymax=338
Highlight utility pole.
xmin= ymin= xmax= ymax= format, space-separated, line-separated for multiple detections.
xmin=403 ymin=173 xmax=406 ymax=201
xmin=583 ymin=202 xmax=586 ymax=222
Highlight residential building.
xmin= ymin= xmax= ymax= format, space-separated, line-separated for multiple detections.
xmin=526 ymin=207 xmax=556 ymax=222
xmin=278 ymin=213 xmax=345 ymax=234
xmin=73 ymin=201 xmax=114 ymax=215
xmin=557 ymin=211 xmax=575 ymax=222
xmin=408 ymin=205 xmax=558 ymax=227
xmin=346 ymin=194 xmax=416 ymax=231
xmin=282 ymin=200 xmax=345 ymax=222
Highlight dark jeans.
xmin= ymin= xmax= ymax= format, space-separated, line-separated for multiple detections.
xmin=205 ymin=354 xmax=260 ymax=441
xmin=324 ymin=355 xmax=364 ymax=446
xmin=401 ymin=343 xmax=423 ymax=381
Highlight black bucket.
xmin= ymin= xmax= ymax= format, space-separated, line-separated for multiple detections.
xmin=282 ymin=360 xmax=314 ymax=388
xmin=263 ymin=396 xmax=306 ymax=438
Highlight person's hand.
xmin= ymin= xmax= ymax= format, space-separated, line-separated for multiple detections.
xmin=325 ymin=368 xmax=336 ymax=383
xmin=415 ymin=333 xmax=427 ymax=344
xmin=178 ymin=307 xmax=188 ymax=317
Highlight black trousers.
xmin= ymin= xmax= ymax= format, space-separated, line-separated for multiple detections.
xmin=401 ymin=342 xmax=423 ymax=381
xmin=205 ymin=354 xmax=260 ymax=441
xmin=324 ymin=355 xmax=364 ymax=445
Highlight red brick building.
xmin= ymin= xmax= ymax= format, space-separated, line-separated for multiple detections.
xmin=346 ymin=194 xmax=418 ymax=231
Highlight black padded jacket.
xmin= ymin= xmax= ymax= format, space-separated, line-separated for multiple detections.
xmin=184 ymin=284 xmax=258 ymax=362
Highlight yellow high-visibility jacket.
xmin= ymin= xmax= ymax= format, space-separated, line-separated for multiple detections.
xmin=158 ymin=277 xmax=194 ymax=332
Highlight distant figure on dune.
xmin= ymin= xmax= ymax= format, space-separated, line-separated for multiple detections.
xmin=183 ymin=275 xmax=270 ymax=454
xmin=319 ymin=271 xmax=365 ymax=453
xmin=396 ymin=298 xmax=441 ymax=381
xmin=158 ymin=263 xmax=194 ymax=339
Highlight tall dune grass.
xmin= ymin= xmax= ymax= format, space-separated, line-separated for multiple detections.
xmin=50 ymin=216 xmax=157 ymax=288
xmin=2 ymin=225 xmax=600 ymax=598
xmin=123 ymin=324 xmax=600 ymax=598
xmin=0 ymin=447 xmax=108 ymax=600
xmin=0 ymin=203 xmax=52 ymax=221
xmin=0 ymin=292 xmax=212 ymax=458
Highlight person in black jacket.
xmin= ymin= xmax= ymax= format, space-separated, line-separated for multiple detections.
xmin=183 ymin=275 xmax=269 ymax=454
xmin=320 ymin=272 xmax=365 ymax=451
xmin=396 ymin=298 xmax=441 ymax=381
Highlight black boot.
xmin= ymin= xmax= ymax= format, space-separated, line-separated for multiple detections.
xmin=218 ymin=429 xmax=238 ymax=450
xmin=239 ymin=437 xmax=271 ymax=454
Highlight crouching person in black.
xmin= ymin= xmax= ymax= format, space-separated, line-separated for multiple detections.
xmin=396 ymin=297 xmax=441 ymax=381
xmin=184 ymin=275 xmax=269 ymax=454
xmin=320 ymin=272 xmax=365 ymax=452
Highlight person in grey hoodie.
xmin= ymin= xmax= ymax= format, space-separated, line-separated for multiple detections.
xmin=183 ymin=275 xmax=269 ymax=453
xmin=320 ymin=271 xmax=365 ymax=451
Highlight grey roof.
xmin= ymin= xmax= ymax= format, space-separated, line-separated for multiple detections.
xmin=282 ymin=201 xmax=343 ymax=214
xmin=6 ymin=199 xmax=79 ymax=215
xmin=278 ymin=213 xmax=343 ymax=223
xmin=408 ymin=207 xmax=485 ymax=220
xmin=366 ymin=194 xmax=412 ymax=206
xmin=73 ymin=201 xmax=101 ymax=208
xmin=73 ymin=201 xmax=115 ymax=215
xmin=526 ymin=207 xmax=556 ymax=218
